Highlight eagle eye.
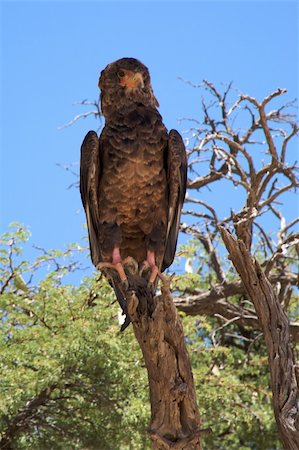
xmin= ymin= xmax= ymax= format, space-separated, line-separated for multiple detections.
xmin=118 ymin=70 xmax=125 ymax=78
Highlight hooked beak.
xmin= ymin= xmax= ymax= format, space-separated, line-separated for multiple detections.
xmin=119 ymin=71 xmax=144 ymax=90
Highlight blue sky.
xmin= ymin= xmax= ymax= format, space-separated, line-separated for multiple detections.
xmin=1 ymin=1 xmax=298 ymax=281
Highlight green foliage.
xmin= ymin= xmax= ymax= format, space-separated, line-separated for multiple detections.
xmin=182 ymin=316 xmax=281 ymax=449
xmin=0 ymin=225 xmax=281 ymax=449
xmin=0 ymin=225 xmax=149 ymax=449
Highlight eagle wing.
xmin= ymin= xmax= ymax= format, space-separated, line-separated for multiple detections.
xmin=80 ymin=131 xmax=102 ymax=266
xmin=162 ymin=129 xmax=187 ymax=272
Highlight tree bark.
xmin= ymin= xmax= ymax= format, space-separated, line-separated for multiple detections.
xmin=125 ymin=280 xmax=202 ymax=449
xmin=220 ymin=227 xmax=299 ymax=449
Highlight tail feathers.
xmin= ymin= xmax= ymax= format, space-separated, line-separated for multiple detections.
xmin=120 ymin=315 xmax=131 ymax=332
xmin=109 ymin=272 xmax=155 ymax=332
xmin=110 ymin=274 xmax=131 ymax=332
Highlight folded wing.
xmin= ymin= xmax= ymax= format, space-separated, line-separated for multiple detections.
xmin=80 ymin=131 xmax=102 ymax=266
xmin=162 ymin=129 xmax=187 ymax=272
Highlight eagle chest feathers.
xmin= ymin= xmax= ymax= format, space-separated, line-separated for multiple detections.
xmin=99 ymin=108 xmax=168 ymax=236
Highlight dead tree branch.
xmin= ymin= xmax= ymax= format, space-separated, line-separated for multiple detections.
xmin=174 ymin=273 xmax=299 ymax=343
xmin=220 ymin=227 xmax=299 ymax=449
xmin=58 ymin=97 xmax=102 ymax=130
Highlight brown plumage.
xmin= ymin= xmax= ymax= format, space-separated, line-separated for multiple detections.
xmin=80 ymin=57 xmax=187 ymax=328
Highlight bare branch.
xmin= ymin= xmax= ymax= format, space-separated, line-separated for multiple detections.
xmin=58 ymin=97 xmax=102 ymax=130
xmin=259 ymin=182 xmax=297 ymax=209
xmin=58 ymin=110 xmax=100 ymax=130
xmin=281 ymin=123 xmax=299 ymax=163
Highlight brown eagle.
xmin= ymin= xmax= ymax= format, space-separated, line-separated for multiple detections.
xmin=80 ymin=58 xmax=187 ymax=327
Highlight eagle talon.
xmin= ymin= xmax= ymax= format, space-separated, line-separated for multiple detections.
xmin=122 ymin=256 xmax=138 ymax=275
xmin=139 ymin=261 xmax=151 ymax=279
xmin=148 ymin=265 xmax=160 ymax=285
xmin=121 ymin=278 xmax=130 ymax=292
xmin=96 ymin=262 xmax=115 ymax=275
xmin=148 ymin=268 xmax=169 ymax=288
xmin=97 ymin=261 xmax=128 ymax=284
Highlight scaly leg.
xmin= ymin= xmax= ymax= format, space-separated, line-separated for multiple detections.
xmin=140 ymin=250 xmax=168 ymax=285
xmin=97 ymin=247 xmax=128 ymax=285
xmin=97 ymin=249 xmax=139 ymax=288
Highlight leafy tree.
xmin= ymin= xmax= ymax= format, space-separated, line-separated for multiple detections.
xmin=0 ymin=223 xmax=288 ymax=449
xmin=0 ymin=225 xmax=150 ymax=449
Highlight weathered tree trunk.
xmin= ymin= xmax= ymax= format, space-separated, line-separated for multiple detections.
xmin=220 ymin=227 xmax=299 ymax=449
xmin=125 ymin=280 xmax=202 ymax=449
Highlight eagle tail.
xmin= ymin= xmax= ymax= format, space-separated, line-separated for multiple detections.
xmin=109 ymin=271 xmax=155 ymax=332
xmin=109 ymin=274 xmax=131 ymax=332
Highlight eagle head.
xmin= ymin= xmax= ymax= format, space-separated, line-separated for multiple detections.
xmin=98 ymin=57 xmax=159 ymax=117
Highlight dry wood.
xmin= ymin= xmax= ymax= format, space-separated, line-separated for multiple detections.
xmin=173 ymin=275 xmax=299 ymax=343
xmin=125 ymin=278 xmax=202 ymax=450
xmin=220 ymin=227 xmax=299 ymax=449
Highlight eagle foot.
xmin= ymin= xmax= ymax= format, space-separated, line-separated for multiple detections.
xmin=97 ymin=261 xmax=127 ymax=284
xmin=140 ymin=262 xmax=168 ymax=288
xmin=122 ymin=257 xmax=138 ymax=276
xmin=120 ymin=278 xmax=130 ymax=292
xmin=139 ymin=262 xmax=151 ymax=279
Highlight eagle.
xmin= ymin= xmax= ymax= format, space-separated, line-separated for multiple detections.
xmin=80 ymin=57 xmax=187 ymax=328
